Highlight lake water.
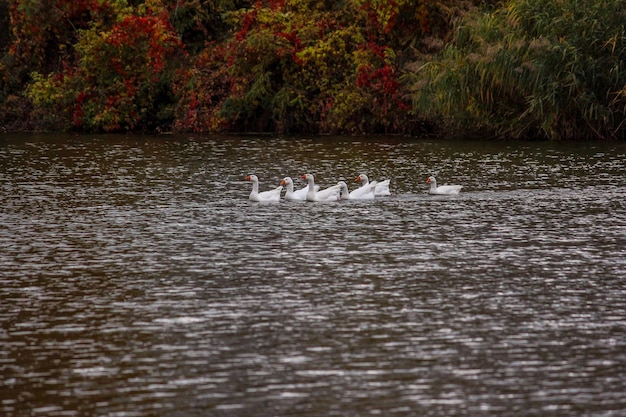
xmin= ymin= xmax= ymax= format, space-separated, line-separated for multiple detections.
xmin=1 ymin=134 xmax=625 ymax=417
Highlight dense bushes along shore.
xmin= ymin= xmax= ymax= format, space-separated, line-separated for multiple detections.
xmin=1 ymin=0 xmax=625 ymax=140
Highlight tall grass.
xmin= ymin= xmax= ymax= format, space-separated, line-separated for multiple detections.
xmin=409 ymin=0 xmax=626 ymax=139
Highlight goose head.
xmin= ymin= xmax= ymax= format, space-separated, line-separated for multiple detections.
xmin=337 ymin=181 xmax=349 ymax=193
xmin=355 ymin=174 xmax=369 ymax=184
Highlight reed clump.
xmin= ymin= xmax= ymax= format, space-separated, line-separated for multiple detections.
xmin=409 ymin=0 xmax=626 ymax=140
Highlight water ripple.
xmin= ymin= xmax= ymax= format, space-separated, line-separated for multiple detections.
xmin=1 ymin=135 xmax=625 ymax=417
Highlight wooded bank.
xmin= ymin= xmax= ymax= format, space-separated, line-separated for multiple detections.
xmin=1 ymin=0 xmax=625 ymax=140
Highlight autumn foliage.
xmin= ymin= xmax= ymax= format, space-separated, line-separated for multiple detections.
xmin=2 ymin=0 xmax=451 ymax=134
xmin=8 ymin=0 xmax=624 ymax=139
xmin=23 ymin=4 xmax=185 ymax=131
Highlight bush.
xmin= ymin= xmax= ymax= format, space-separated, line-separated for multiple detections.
xmin=26 ymin=9 xmax=185 ymax=132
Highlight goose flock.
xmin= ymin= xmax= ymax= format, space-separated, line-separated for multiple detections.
xmin=245 ymin=173 xmax=462 ymax=202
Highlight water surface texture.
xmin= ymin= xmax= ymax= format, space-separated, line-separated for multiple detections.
xmin=1 ymin=134 xmax=626 ymax=416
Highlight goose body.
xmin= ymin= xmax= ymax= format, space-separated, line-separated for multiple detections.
xmin=338 ymin=181 xmax=375 ymax=200
xmin=373 ymin=179 xmax=391 ymax=196
xmin=352 ymin=174 xmax=379 ymax=199
xmin=355 ymin=174 xmax=391 ymax=197
xmin=427 ymin=176 xmax=462 ymax=195
xmin=246 ymin=174 xmax=282 ymax=202
xmin=281 ymin=177 xmax=318 ymax=201
xmin=301 ymin=174 xmax=341 ymax=202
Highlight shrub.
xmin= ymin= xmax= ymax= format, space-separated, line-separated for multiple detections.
xmin=25 ymin=5 xmax=185 ymax=132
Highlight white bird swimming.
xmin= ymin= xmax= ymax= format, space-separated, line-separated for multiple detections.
xmin=280 ymin=176 xmax=318 ymax=201
xmin=246 ymin=174 xmax=282 ymax=202
xmin=373 ymin=179 xmax=391 ymax=196
xmin=301 ymin=174 xmax=341 ymax=202
xmin=426 ymin=176 xmax=462 ymax=195
xmin=337 ymin=181 xmax=375 ymax=200
xmin=355 ymin=173 xmax=391 ymax=196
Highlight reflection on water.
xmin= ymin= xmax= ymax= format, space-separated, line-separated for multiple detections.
xmin=1 ymin=134 xmax=626 ymax=416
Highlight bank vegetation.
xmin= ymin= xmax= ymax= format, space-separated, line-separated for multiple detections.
xmin=1 ymin=0 xmax=624 ymax=140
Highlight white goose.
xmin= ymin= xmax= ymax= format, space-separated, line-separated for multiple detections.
xmin=301 ymin=174 xmax=341 ymax=202
xmin=280 ymin=176 xmax=318 ymax=201
xmin=337 ymin=181 xmax=375 ymax=200
xmin=246 ymin=174 xmax=282 ymax=202
xmin=427 ymin=176 xmax=462 ymax=195
xmin=374 ymin=179 xmax=391 ymax=196
xmin=355 ymin=173 xmax=391 ymax=197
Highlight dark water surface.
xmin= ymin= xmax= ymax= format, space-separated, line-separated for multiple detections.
xmin=1 ymin=134 xmax=625 ymax=416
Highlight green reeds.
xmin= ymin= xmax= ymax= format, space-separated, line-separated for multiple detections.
xmin=409 ymin=0 xmax=626 ymax=140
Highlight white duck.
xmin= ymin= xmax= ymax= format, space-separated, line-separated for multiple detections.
xmin=374 ymin=179 xmax=391 ymax=196
xmin=280 ymin=176 xmax=319 ymax=201
xmin=301 ymin=174 xmax=341 ymax=202
xmin=246 ymin=174 xmax=282 ymax=202
xmin=426 ymin=176 xmax=462 ymax=195
xmin=352 ymin=174 xmax=380 ymax=199
xmin=337 ymin=181 xmax=375 ymax=200
xmin=355 ymin=173 xmax=391 ymax=197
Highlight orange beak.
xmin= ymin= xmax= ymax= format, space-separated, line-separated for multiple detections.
xmin=355 ymin=175 xmax=361 ymax=182
xmin=246 ymin=175 xmax=251 ymax=181
xmin=301 ymin=174 xmax=307 ymax=179
xmin=280 ymin=179 xmax=286 ymax=186
xmin=426 ymin=178 xmax=431 ymax=183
